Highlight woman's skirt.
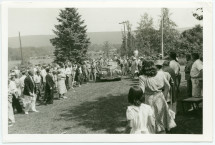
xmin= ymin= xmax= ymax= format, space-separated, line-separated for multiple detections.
xmin=57 ymin=80 xmax=67 ymax=95
xmin=145 ymin=92 xmax=176 ymax=133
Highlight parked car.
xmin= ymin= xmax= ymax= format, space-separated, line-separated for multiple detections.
xmin=96 ymin=61 xmax=122 ymax=81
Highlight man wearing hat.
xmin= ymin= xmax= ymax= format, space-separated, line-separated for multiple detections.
xmin=23 ymin=70 xmax=39 ymax=114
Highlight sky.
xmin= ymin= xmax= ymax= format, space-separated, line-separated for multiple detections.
xmin=8 ymin=8 xmax=202 ymax=37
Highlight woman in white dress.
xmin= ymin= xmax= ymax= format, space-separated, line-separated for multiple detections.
xmin=126 ymin=86 xmax=155 ymax=134
xmin=57 ymin=69 xmax=67 ymax=99
xmin=139 ymin=61 xmax=176 ymax=133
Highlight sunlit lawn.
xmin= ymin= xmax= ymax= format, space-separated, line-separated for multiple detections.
xmin=9 ymin=66 xmax=202 ymax=134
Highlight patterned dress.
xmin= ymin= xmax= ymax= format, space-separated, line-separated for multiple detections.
xmin=57 ymin=73 xmax=67 ymax=95
xmin=139 ymin=71 xmax=176 ymax=133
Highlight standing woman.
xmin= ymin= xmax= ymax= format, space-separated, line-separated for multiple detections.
xmin=9 ymin=74 xmax=23 ymax=113
xmin=139 ymin=61 xmax=176 ymax=133
xmin=91 ymin=60 xmax=97 ymax=82
xmin=71 ymin=63 xmax=77 ymax=89
xmin=57 ymin=69 xmax=67 ymax=99
xmin=169 ymin=52 xmax=181 ymax=95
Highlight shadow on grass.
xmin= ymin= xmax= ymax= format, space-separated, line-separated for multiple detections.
xmin=58 ymin=80 xmax=202 ymax=134
xmin=171 ymin=84 xmax=203 ymax=134
xmin=59 ymin=93 xmax=129 ymax=134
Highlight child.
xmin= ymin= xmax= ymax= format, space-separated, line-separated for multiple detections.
xmin=125 ymin=86 xmax=155 ymax=134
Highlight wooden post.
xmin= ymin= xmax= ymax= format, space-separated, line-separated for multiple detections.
xmin=19 ymin=32 xmax=23 ymax=64
xmin=161 ymin=8 xmax=164 ymax=59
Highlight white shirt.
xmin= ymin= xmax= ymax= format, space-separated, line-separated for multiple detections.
xmin=34 ymin=74 xmax=42 ymax=83
xmin=169 ymin=60 xmax=180 ymax=75
xmin=79 ymin=67 xmax=82 ymax=74
xmin=190 ymin=59 xmax=203 ymax=78
xmin=41 ymin=69 xmax=47 ymax=82
xmin=20 ymin=75 xmax=26 ymax=88
xmin=33 ymin=68 xmax=37 ymax=74
xmin=126 ymin=104 xmax=155 ymax=134
xmin=14 ymin=69 xmax=20 ymax=77
xmin=9 ymin=81 xmax=18 ymax=94
xmin=65 ymin=67 xmax=72 ymax=75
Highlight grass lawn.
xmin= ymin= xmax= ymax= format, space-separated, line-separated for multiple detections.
xmin=8 ymin=66 xmax=202 ymax=134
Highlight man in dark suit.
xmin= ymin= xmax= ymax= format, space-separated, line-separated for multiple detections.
xmin=45 ymin=68 xmax=55 ymax=104
xmin=23 ymin=70 xmax=38 ymax=114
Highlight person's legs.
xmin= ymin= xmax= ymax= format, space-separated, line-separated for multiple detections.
xmin=23 ymin=95 xmax=31 ymax=114
xmin=30 ymin=94 xmax=38 ymax=111
xmin=12 ymin=95 xmax=23 ymax=113
xmin=192 ymin=78 xmax=202 ymax=97
xmin=8 ymin=101 xmax=15 ymax=124
xmin=49 ymin=89 xmax=54 ymax=103
xmin=187 ymin=79 xmax=192 ymax=97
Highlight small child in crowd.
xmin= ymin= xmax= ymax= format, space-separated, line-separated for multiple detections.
xmin=126 ymin=86 xmax=155 ymax=134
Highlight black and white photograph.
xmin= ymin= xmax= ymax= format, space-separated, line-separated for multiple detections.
xmin=1 ymin=0 xmax=213 ymax=143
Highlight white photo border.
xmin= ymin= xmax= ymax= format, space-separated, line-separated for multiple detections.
xmin=1 ymin=0 xmax=213 ymax=143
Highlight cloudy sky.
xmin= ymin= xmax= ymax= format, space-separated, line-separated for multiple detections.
xmin=8 ymin=8 xmax=202 ymax=37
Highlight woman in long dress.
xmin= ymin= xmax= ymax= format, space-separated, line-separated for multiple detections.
xmin=139 ymin=61 xmax=176 ymax=133
xmin=57 ymin=69 xmax=67 ymax=99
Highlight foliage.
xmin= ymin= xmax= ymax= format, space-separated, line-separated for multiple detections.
xmin=179 ymin=25 xmax=203 ymax=55
xmin=135 ymin=13 xmax=160 ymax=56
xmin=159 ymin=8 xmax=181 ymax=55
xmin=193 ymin=8 xmax=203 ymax=21
xmin=50 ymin=8 xmax=90 ymax=64
xmin=103 ymin=41 xmax=111 ymax=58
xmin=120 ymin=36 xmax=127 ymax=57
xmin=119 ymin=21 xmax=136 ymax=57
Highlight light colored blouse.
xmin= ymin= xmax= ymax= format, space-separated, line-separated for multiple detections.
xmin=126 ymin=103 xmax=155 ymax=134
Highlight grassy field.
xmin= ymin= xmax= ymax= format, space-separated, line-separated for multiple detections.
xmin=8 ymin=66 xmax=202 ymax=134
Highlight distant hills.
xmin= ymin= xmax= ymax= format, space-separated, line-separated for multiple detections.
xmin=8 ymin=27 xmax=191 ymax=48
xmin=8 ymin=32 xmax=123 ymax=48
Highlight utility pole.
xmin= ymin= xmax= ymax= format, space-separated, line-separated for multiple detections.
xmin=19 ymin=32 xmax=23 ymax=64
xmin=119 ymin=21 xmax=127 ymax=55
xmin=161 ymin=8 xmax=164 ymax=59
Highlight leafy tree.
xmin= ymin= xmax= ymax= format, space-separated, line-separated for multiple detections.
xmin=103 ymin=41 xmax=110 ymax=58
xmin=50 ymin=8 xmax=90 ymax=63
xmin=120 ymin=34 xmax=127 ymax=57
xmin=135 ymin=13 xmax=159 ymax=56
xmin=159 ymin=8 xmax=180 ymax=55
xmin=193 ymin=8 xmax=203 ymax=21
xmin=126 ymin=21 xmax=136 ymax=57
xmin=179 ymin=25 xmax=203 ymax=54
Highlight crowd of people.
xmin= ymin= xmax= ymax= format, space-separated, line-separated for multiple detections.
xmin=8 ymin=51 xmax=203 ymax=134
xmin=8 ymin=59 xmax=108 ymax=126
xmin=125 ymin=51 xmax=203 ymax=134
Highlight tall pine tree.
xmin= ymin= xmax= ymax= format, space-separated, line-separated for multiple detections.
xmin=50 ymin=8 xmax=90 ymax=63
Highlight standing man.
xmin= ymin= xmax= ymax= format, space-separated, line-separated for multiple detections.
xmin=34 ymin=70 xmax=42 ymax=102
xmin=41 ymin=65 xmax=47 ymax=91
xmin=45 ymin=68 xmax=55 ymax=104
xmin=65 ymin=64 xmax=72 ymax=90
xmin=190 ymin=53 xmax=203 ymax=98
xmin=23 ymin=70 xmax=38 ymax=114
xmin=185 ymin=54 xmax=193 ymax=97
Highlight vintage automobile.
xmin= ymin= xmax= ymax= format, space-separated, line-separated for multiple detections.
xmin=96 ymin=61 xmax=122 ymax=81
